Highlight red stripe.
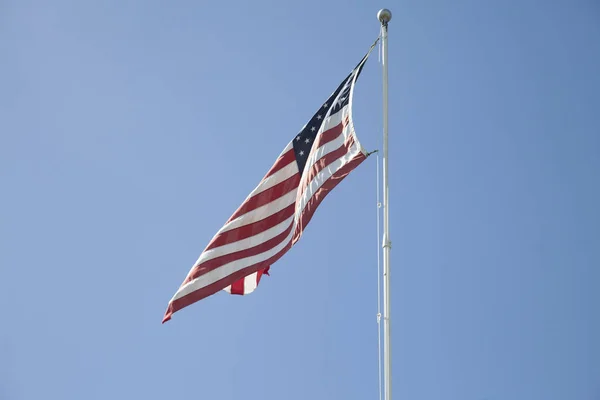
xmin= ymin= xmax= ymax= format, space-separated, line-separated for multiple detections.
xmin=293 ymin=152 xmax=366 ymax=244
xmin=263 ymin=148 xmax=296 ymax=179
xmin=256 ymin=267 xmax=268 ymax=282
xmin=225 ymin=150 xmax=296 ymax=223
xmin=206 ymin=202 xmax=295 ymax=250
xmin=314 ymin=121 xmax=343 ymax=149
xmin=226 ymin=173 xmax=300 ymax=223
xmin=229 ymin=266 xmax=268 ymax=296
xmin=230 ymin=277 xmax=245 ymax=295
xmin=186 ymin=222 xmax=293 ymax=282
xmin=299 ymin=135 xmax=356 ymax=197
xmin=163 ymin=240 xmax=293 ymax=323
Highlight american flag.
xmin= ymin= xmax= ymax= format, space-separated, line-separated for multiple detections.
xmin=163 ymin=45 xmax=376 ymax=323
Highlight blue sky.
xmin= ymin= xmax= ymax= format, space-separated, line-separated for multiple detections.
xmin=1 ymin=0 xmax=599 ymax=399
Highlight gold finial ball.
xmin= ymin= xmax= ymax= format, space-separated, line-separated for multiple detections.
xmin=377 ymin=9 xmax=392 ymax=24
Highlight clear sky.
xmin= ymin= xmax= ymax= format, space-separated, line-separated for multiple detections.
xmin=1 ymin=0 xmax=599 ymax=399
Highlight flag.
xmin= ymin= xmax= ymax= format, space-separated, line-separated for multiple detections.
xmin=163 ymin=43 xmax=377 ymax=323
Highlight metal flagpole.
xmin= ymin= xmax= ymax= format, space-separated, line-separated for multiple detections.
xmin=377 ymin=8 xmax=392 ymax=400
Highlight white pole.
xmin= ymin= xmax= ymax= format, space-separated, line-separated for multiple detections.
xmin=377 ymin=8 xmax=392 ymax=400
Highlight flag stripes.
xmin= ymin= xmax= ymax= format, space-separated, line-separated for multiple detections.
xmin=163 ymin=47 xmax=374 ymax=322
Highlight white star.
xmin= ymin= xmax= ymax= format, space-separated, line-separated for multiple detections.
xmin=323 ymin=103 xmax=328 ymax=108
xmin=317 ymin=114 xmax=322 ymax=120
xmin=310 ymin=126 xmax=316 ymax=132
xmin=299 ymin=150 xmax=305 ymax=156
xmin=305 ymin=138 xmax=310 ymax=143
xmin=296 ymin=136 xmax=301 ymax=141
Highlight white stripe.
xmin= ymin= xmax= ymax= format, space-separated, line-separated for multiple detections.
xmin=241 ymin=161 xmax=298 ymax=202
xmin=220 ymin=273 xmax=258 ymax=294
xmin=220 ymin=188 xmax=298 ymax=233
xmin=172 ymin=222 xmax=295 ymax=301
xmin=243 ymin=272 xmax=259 ymax=293
xmin=192 ymin=215 xmax=294 ymax=268
xmin=238 ymin=143 xmax=295 ymax=201
xmin=295 ymin=142 xmax=361 ymax=220
xmin=306 ymin=116 xmax=352 ymax=170
xmin=279 ymin=142 xmax=294 ymax=155
xmin=320 ymin=105 xmax=348 ymax=135
xmin=299 ymin=105 xmax=351 ymax=176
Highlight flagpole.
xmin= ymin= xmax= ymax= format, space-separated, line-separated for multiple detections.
xmin=377 ymin=8 xmax=392 ymax=400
